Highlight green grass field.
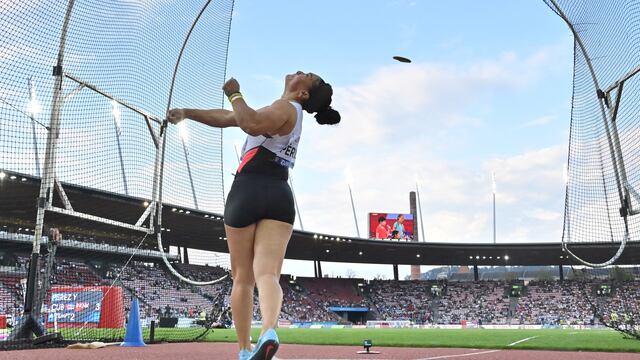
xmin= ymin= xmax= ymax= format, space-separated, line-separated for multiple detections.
xmin=62 ymin=328 xmax=640 ymax=353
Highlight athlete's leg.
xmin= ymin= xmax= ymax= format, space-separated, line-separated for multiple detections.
xmin=226 ymin=223 xmax=257 ymax=351
xmin=253 ymin=219 xmax=293 ymax=334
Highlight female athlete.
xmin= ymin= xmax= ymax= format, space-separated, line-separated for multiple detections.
xmin=168 ymin=71 xmax=340 ymax=360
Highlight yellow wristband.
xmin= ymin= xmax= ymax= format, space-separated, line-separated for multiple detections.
xmin=228 ymin=92 xmax=242 ymax=103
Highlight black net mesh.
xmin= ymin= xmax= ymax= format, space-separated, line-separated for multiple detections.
xmin=544 ymin=0 xmax=640 ymax=264
xmin=544 ymin=0 xmax=640 ymax=338
xmin=0 ymin=0 xmax=233 ymax=349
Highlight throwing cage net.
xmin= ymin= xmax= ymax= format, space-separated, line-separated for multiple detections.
xmin=545 ymin=0 xmax=640 ymax=338
xmin=0 ymin=0 xmax=234 ymax=349
xmin=547 ymin=0 xmax=640 ymax=266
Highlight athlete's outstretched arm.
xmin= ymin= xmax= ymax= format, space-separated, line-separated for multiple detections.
xmin=223 ymin=78 xmax=295 ymax=136
xmin=167 ymin=108 xmax=237 ymax=128
xmin=232 ymin=99 xmax=295 ymax=136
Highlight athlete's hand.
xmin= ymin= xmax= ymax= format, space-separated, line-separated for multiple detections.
xmin=167 ymin=108 xmax=186 ymax=124
xmin=223 ymin=77 xmax=240 ymax=97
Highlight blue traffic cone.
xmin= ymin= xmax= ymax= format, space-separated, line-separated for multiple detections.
xmin=121 ymin=297 xmax=146 ymax=347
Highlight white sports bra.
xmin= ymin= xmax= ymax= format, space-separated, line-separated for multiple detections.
xmin=240 ymin=101 xmax=303 ymax=168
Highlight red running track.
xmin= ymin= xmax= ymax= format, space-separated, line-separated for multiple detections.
xmin=0 ymin=343 xmax=638 ymax=360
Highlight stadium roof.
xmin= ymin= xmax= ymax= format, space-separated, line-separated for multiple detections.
xmin=2 ymin=169 xmax=639 ymax=266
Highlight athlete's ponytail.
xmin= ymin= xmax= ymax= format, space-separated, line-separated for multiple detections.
xmin=315 ymin=106 xmax=340 ymax=125
xmin=303 ymin=80 xmax=341 ymax=125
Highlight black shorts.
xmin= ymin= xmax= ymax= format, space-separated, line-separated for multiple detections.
xmin=224 ymin=174 xmax=295 ymax=228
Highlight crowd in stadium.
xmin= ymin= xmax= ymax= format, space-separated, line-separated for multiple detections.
xmin=437 ymin=281 xmax=511 ymax=325
xmin=515 ymin=280 xmax=595 ymax=325
xmin=279 ymin=279 xmax=341 ymax=322
xmin=300 ymin=277 xmax=368 ymax=309
xmin=366 ymin=280 xmax=433 ymax=323
xmin=1 ymin=250 xmax=640 ymax=327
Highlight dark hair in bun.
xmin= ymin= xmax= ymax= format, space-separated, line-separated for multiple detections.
xmin=314 ymin=107 xmax=340 ymax=125
xmin=302 ymin=80 xmax=341 ymax=125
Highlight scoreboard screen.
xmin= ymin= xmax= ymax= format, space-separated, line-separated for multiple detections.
xmin=597 ymin=284 xmax=612 ymax=296
xmin=509 ymin=285 xmax=523 ymax=297
xmin=47 ymin=291 xmax=102 ymax=323
xmin=368 ymin=213 xmax=414 ymax=240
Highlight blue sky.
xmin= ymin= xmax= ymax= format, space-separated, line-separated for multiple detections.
xmin=222 ymin=0 xmax=575 ymax=279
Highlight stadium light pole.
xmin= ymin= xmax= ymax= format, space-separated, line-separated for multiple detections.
xmin=111 ymin=100 xmax=129 ymax=195
xmin=347 ymin=182 xmax=361 ymax=238
xmin=289 ymin=174 xmax=304 ymax=231
xmin=233 ymin=142 xmax=242 ymax=163
xmin=492 ymin=172 xmax=497 ymax=244
xmin=344 ymin=167 xmax=361 ymax=237
xmin=27 ymin=77 xmax=42 ymax=177
xmin=178 ymin=122 xmax=198 ymax=209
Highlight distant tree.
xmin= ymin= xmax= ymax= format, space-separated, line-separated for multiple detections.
xmin=535 ymin=270 xmax=554 ymax=282
xmin=504 ymin=272 xmax=518 ymax=281
xmin=610 ymin=267 xmax=634 ymax=282
xmin=567 ymin=268 xmax=588 ymax=281
xmin=345 ymin=269 xmax=356 ymax=278
xmin=374 ymin=273 xmax=387 ymax=280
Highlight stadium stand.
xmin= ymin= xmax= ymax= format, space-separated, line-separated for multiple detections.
xmin=280 ymin=278 xmax=340 ymax=322
xmin=298 ymin=277 xmax=368 ymax=308
xmin=436 ymin=281 xmax=511 ymax=325
xmin=515 ymin=280 xmax=595 ymax=325
xmin=366 ymin=280 xmax=434 ymax=323
xmin=0 ymin=274 xmax=22 ymax=317
xmin=599 ymin=281 xmax=640 ymax=326
xmin=105 ymin=263 xmax=229 ymax=319
xmin=51 ymin=258 xmax=103 ymax=287
xmin=1 ymin=234 xmax=639 ymax=326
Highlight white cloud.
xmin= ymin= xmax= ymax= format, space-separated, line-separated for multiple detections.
xmin=522 ymin=115 xmax=555 ymax=127
xmin=300 ymin=48 xmax=558 ymax=163
xmin=294 ymin=143 xmax=566 ymax=244
xmin=527 ymin=208 xmax=563 ymax=221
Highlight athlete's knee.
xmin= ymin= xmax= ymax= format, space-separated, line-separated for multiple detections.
xmin=253 ymin=271 xmax=280 ymax=286
xmin=232 ymin=269 xmax=255 ymax=287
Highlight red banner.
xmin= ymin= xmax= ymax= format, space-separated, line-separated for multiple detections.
xmin=46 ymin=286 xmax=125 ymax=328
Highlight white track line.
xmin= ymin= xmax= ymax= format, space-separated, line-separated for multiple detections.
xmin=418 ymin=349 xmax=502 ymax=360
xmin=508 ymin=336 xmax=539 ymax=346
xmin=279 ymin=351 xmax=503 ymax=360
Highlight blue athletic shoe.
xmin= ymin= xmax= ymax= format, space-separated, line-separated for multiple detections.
xmin=248 ymin=328 xmax=279 ymax=360
xmin=239 ymin=349 xmax=252 ymax=360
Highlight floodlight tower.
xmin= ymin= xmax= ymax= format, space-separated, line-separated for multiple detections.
xmin=27 ymin=77 xmax=42 ymax=177
xmin=492 ymin=172 xmax=497 ymax=244
xmin=178 ymin=122 xmax=198 ymax=209
xmin=344 ymin=167 xmax=360 ymax=237
xmin=111 ymin=100 xmax=129 ymax=195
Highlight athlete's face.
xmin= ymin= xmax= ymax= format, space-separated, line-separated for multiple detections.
xmin=285 ymin=71 xmax=321 ymax=93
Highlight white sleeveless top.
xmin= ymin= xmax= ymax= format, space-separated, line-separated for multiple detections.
xmin=240 ymin=101 xmax=303 ymax=168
